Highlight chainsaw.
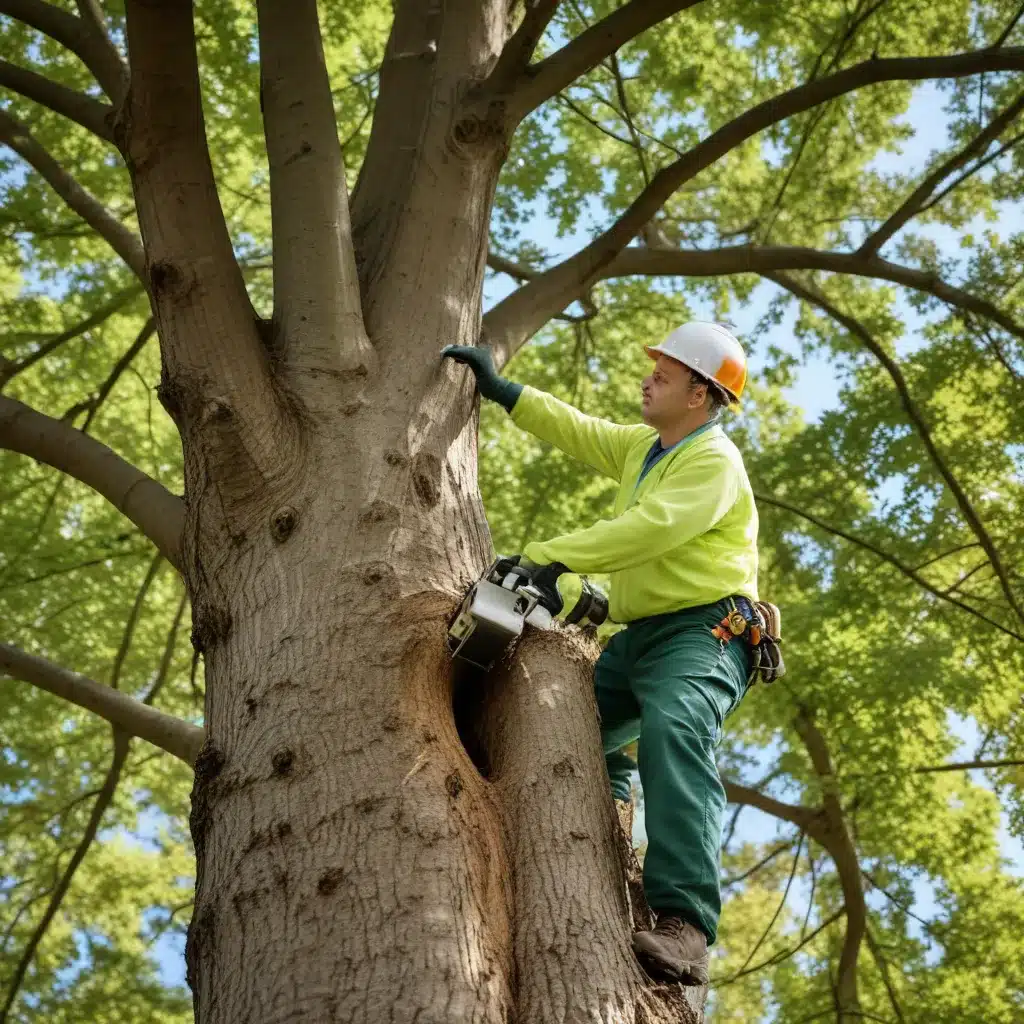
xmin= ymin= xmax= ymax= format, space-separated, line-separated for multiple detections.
xmin=447 ymin=556 xmax=609 ymax=670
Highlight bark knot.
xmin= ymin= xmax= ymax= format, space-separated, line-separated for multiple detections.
xmin=451 ymin=99 xmax=507 ymax=152
xmin=412 ymin=452 xmax=442 ymax=508
xmin=270 ymin=506 xmax=298 ymax=543
xmin=191 ymin=603 xmax=232 ymax=654
xmin=148 ymin=258 xmax=193 ymax=301
xmin=317 ymin=867 xmax=346 ymax=896
xmin=271 ymin=748 xmax=295 ymax=776
xmin=445 ymin=770 xmax=463 ymax=800
xmin=358 ymin=500 xmax=400 ymax=527
xmin=201 ymin=397 xmax=234 ymax=425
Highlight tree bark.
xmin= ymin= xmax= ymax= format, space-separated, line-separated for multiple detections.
xmin=478 ymin=628 xmax=703 ymax=1023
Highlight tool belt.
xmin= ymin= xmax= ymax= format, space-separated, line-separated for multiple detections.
xmin=711 ymin=596 xmax=785 ymax=685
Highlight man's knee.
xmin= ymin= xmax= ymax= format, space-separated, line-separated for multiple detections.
xmin=640 ymin=696 xmax=717 ymax=757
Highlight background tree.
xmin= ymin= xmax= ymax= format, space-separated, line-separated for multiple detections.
xmin=1 ymin=1 xmax=1023 ymax=1023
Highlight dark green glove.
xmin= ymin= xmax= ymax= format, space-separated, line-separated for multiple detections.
xmin=441 ymin=345 xmax=523 ymax=412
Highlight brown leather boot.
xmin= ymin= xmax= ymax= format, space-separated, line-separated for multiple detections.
xmin=632 ymin=914 xmax=709 ymax=985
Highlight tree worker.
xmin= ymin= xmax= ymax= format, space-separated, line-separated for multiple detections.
xmin=442 ymin=321 xmax=782 ymax=986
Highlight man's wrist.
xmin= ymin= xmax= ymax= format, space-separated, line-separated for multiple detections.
xmin=482 ymin=377 xmax=522 ymax=412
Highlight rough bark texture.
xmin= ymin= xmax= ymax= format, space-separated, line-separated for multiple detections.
xmin=478 ymin=629 xmax=704 ymax=1023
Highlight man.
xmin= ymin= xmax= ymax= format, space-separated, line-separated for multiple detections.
xmin=442 ymin=321 xmax=762 ymax=986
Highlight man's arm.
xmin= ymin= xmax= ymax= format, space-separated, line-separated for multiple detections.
xmin=523 ymin=451 xmax=739 ymax=573
xmin=442 ymin=345 xmax=645 ymax=481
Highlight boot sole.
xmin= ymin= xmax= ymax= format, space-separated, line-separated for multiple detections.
xmin=631 ymin=941 xmax=709 ymax=987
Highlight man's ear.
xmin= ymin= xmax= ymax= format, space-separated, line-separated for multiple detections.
xmin=688 ymin=381 xmax=708 ymax=409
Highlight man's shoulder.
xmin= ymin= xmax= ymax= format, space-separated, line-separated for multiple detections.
xmin=672 ymin=427 xmax=749 ymax=475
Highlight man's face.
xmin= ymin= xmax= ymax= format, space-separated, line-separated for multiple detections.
xmin=641 ymin=354 xmax=703 ymax=425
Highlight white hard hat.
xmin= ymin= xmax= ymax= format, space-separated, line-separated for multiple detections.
xmin=644 ymin=321 xmax=747 ymax=403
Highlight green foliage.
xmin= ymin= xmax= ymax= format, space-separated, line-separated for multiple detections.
xmin=2 ymin=0 xmax=1023 ymax=1021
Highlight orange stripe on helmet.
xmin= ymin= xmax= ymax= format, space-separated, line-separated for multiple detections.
xmin=714 ymin=355 xmax=746 ymax=400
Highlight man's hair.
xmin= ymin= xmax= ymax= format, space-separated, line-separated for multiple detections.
xmin=687 ymin=371 xmax=731 ymax=418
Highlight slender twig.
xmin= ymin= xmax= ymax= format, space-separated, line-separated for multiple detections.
xmin=0 ymin=285 xmax=144 ymax=387
xmin=865 ymin=923 xmax=906 ymax=1023
xmin=753 ymin=490 xmax=1022 ymax=642
xmin=911 ymin=542 xmax=981 ymax=571
xmin=735 ymin=832 xmax=807 ymax=976
xmin=769 ymin=273 xmax=1024 ymax=627
xmin=76 ymin=318 xmax=157 ymax=434
xmin=859 ymin=90 xmax=1024 ymax=255
xmin=861 ymin=871 xmax=933 ymax=932
xmin=714 ymin=906 xmax=847 ymax=986
xmin=722 ymin=833 xmax=802 ymax=888
xmin=801 ymin=848 xmax=820 ymax=941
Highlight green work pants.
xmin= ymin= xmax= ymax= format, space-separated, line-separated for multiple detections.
xmin=595 ymin=599 xmax=751 ymax=944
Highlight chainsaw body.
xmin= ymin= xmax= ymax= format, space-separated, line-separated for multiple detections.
xmin=447 ymin=558 xmax=554 ymax=670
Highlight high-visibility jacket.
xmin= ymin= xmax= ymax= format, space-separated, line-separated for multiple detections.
xmin=511 ymin=386 xmax=759 ymax=623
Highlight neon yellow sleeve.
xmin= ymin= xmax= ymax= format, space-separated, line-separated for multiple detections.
xmin=523 ymin=451 xmax=739 ymax=573
xmin=510 ymin=385 xmax=648 ymax=483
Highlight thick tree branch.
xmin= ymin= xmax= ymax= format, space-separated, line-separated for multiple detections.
xmin=859 ymin=90 xmax=1024 ymax=255
xmin=488 ymin=0 xmax=561 ymax=90
xmin=484 ymin=46 xmax=1024 ymax=362
xmin=0 ymin=59 xmax=114 ymax=141
xmin=770 ymin=272 xmax=1024 ymax=626
xmin=509 ymin=0 xmax=707 ymax=119
xmin=0 ymin=395 xmax=184 ymax=570
xmin=599 ymin=245 xmax=1024 ymax=345
xmin=73 ymin=0 xmax=128 ymax=103
xmin=0 ymin=644 xmax=202 ymax=765
xmin=257 ymin=0 xmax=369 ymax=371
xmin=0 ymin=109 xmax=144 ymax=278
xmin=723 ymin=779 xmax=826 ymax=840
xmin=0 ymin=0 xmax=125 ymax=100
xmin=754 ymin=491 xmax=1024 ymax=642
xmin=993 ymin=3 xmax=1024 ymax=48
xmin=123 ymin=0 xmax=266 ymax=395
